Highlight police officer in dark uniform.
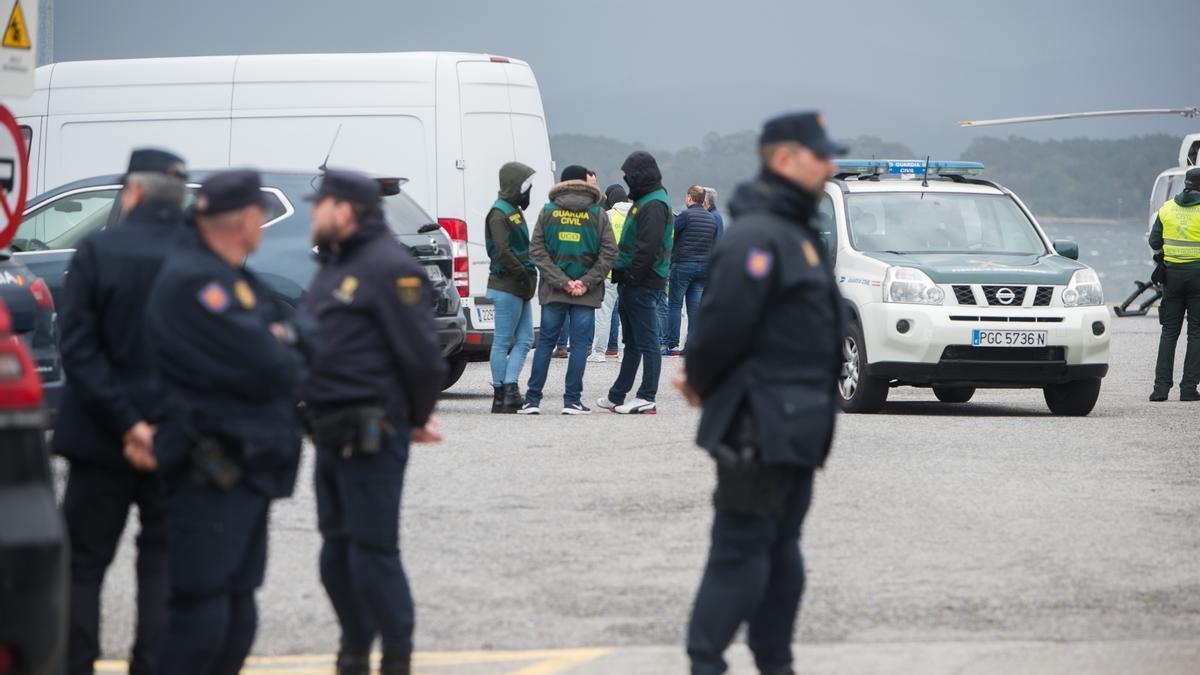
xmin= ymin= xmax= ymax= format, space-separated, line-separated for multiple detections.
xmin=55 ymin=148 xmax=188 ymax=675
xmin=300 ymin=170 xmax=446 ymax=675
xmin=145 ymin=170 xmax=313 ymax=675
xmin=676 ymin=112 xmax=846 ymax=675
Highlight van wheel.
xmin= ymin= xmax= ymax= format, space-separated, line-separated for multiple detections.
xmin=442 ymin=358 xmax=468 ymax=391
xmin=839 ymin=321 xmax=889 ymax=414
xmin=933 ymin=386 xmax=975 ymax=403
xmin=1043 ymin=378 xmax=1102 ymax=416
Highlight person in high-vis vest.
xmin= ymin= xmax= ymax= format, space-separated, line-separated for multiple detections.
xmin=484 ymin=161 xmax=538 ymax=413
xmin=1149 ymin=167 xmax=1200 ymax=402
xmin=520 ymin=172 xmax=618 ymax=414
xmin=598 ymin=151 xmax=674 ymax=415
xmin=589 ymin=184 xmax=632 ymax=363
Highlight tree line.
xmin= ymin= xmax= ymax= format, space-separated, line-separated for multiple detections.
xmin=551 ymin=131 xmax=1182 ymax=222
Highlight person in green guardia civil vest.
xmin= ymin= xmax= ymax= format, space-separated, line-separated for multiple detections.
xmin=1150 ymin=166 xmax=1200 ymax=402
xmin=484 ymin=161 xmax=538 ymax=414
xmin=597 ymin=151 xmax=674 ymax=415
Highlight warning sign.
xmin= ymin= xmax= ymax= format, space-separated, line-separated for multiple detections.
xmin=0 ymin=0 xmax=35 ymax=97
xmin=2 ymin=1 xmax=29 ymax=50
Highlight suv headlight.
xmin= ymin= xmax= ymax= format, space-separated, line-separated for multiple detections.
xmin=1062 ymin=269 xmax=1103 ymax=307
xmin=883 ymin=267 xmax=945 ymax=305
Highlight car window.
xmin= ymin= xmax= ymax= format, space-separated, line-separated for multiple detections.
xmin=846 ymin=192 xmax=1046 ymax=255
xmin=816 ymin=194 xmax=836 ymax=258
xmin=380 ymin=190 xmax=436 ymax=235
xmin=13 ymin=188 xmax=120 ymax=251
xmin=180 ymin=186 xmax=291 ymax=225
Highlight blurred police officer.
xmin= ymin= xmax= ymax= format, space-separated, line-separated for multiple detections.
xmin=1150 ymin=166 xmax=1200 ymax=401
xmin=55 ymin=148 xmax=187 ymax=675
xmin=146 ymin=170 xmax=312 ymax=675
xmin=676 ymin=112 xmax=846 ymax=675
xmin=300 ymin=170 xmax=446 ymax=675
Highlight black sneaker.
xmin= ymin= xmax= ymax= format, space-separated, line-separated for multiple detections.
xmin=1182 ymin=388 xmax=1200 ymax=402
xmin=518 ymin=402 xmax=541 ymax=415
xmin=1149 ymin=388 xmax=1170 ymax=402
xmin=562 ymin=402 xmax=593 ymax=415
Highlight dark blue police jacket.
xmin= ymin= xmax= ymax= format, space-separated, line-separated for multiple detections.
xmin=146 ymin=230 xmax=307 ymax=497
xmin=54 ymin=202 xmax=186 ymax=468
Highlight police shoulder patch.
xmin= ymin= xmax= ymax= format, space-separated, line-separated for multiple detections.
xmin=197 ymin=281 xmax=230 ymax=314
xmin=397 ymin=275 xmax=423 ymax=305
xmin=746 ymin=247 xmax=773 ymax=280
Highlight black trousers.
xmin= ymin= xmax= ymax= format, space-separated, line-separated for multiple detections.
xmin=1154 ymin=267 xmax=1200 ymax=390
xmin=315 ymin=431 xmax=414 ymax=654
xmin=687 ymin=462 xmax=815 ymax=675
xmin=63 ymin=462 xmax=168 ymax=675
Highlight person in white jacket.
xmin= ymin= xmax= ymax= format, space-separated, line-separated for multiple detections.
xmin=590 ymin=184 xmax=632 ymax=362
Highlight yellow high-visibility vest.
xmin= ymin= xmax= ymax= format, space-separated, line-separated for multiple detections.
xmin=1160 ymin=199 xmax=1200 ymax=264
xmin=606 ymin=207 xmax=627 ymax=280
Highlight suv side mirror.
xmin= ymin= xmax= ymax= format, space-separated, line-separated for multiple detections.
xmin=1054 ymin=240 xmax=1079 ymax=260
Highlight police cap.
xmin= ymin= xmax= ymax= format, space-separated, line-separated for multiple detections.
xmin=123 ymin=148 xmax=187 ymax=183
xmin=759 ymin=112 xmax=848 ymax=157
xmin=193 ymin=169 xmax=271 ymax=216
xmin=305 ymin=169 xmax=381 ymax=207
xmin=1186 ymin=167 xmax=1200 ymax=190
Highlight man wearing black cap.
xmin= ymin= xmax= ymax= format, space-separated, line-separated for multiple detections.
xmin=301 ymin=169 xmax=446 ymax=675
xmin=675 ymin=112 xmax=846 ymax=675
xmin=146 ymin=169 xmax=312 ymax=675
xmin=1150 ymin=166 xmax=1200 ymax=401
xmin=54 ymin=147 xmax=187 ymax=675
xmin=598 ymin=151 xmax=674 ymax=414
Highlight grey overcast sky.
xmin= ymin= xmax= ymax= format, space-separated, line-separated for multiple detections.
xmin=51 ymin=0 xmax=1199 ymax=157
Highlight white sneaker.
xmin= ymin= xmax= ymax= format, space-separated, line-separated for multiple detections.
xmin=587 ymin=353 xmax=607 ymax=364
xmin=614 ymin=398 xmax=657 ymax=415
xmin=562 ymin=402 xmax=593 ymax=415
xmin=517 ymin=402 xmax=541 ymax=415
xmin=596 ymin=397 xmax=618 ymax=412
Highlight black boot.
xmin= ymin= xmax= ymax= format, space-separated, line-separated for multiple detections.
xmin=335 ymin=645 xmax=370 ymax=675
xmin=760 ymin=667 xmax=795 ymax=675
xmin=1150 ymin=387 xmax=1170 ymax=402
xmin=380 ymin=649 xmax=411 ymax=675
xmin=500 ymin=383 xmax=524 ymax=413
xmin=1182 ymin=387 xmax=1200 ymax=402
xmin=491 ymin=386 xmax=505 ymax=413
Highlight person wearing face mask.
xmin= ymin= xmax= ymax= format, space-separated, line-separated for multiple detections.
xmin=485 ymin=161 xmax=539 ymax=412
xmin=598 ymin=151 xmax=674 ymax=415
xmin=675 ymin=112 xmax=847 ymax=675
xmin=145 ymin=169 xmax=315 ymax=675
xmin=300 ymin=169 xmax=446 ymax=675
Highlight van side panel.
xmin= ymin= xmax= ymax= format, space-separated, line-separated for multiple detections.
xmin=8 ymin=65 xmax=52 ymax=193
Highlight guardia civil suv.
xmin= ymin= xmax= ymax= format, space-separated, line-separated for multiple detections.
xmin=823 ymin=160 xmax=1110 ymax=416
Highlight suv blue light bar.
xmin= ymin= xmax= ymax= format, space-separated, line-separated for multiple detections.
xmin=834 ymin=159 xmax=985 ymax=177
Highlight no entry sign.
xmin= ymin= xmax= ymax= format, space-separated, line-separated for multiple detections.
xmin=0 ymin=104 xmax=27 ymax=249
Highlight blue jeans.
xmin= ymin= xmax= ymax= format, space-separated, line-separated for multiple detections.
xmin=667 ymin=260 xmax=707 ymax=350
xmin=526 ymin=303 xmax=596 ymax=406
xmin=608 ymin=300 xmax=621 ymax=351
xmin=487 ymin=289 xmax=534 ymax=387
xmin=609 ymin=285 xmax=662 ymax=403
xmin=557 ymin=313 xmax=571 ymax=349
xmin=656 ymin=287 xmax=669 ymax=346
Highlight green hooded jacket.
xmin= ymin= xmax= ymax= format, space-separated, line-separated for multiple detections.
xmin=1150 ymin=190 xmax=1200 ymax=270
xmin=485 ymin=161 xmax=538 ymax=298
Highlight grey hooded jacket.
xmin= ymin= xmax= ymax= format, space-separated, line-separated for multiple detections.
xmin=529 ymin=180 xmax=618 ymax=308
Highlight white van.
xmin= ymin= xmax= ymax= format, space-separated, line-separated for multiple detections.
xmin=2 ymin=51 xmax=555 ymax=360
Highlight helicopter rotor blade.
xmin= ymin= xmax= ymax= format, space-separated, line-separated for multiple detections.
xmin=960 ymin=107 xmax=1200 ymax=127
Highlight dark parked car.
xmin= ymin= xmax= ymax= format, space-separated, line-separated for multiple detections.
xmin=0 ymin=296 xmax=67 ymax=674
xmin=0 ymin=251 xmax=61 ymax=412
xmin=12 ymin=171 xmax=469 ymax=389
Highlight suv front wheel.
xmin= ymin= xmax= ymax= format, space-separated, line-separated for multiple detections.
xmin=839 ymin=321 xmax=889 ymax=414
xmin=1043 ymin=378 xmax=1102 ymax=416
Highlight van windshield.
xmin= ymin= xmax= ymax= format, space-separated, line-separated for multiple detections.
xmin=382 ymin=191 xmax=437 ymax=235
xmin=845 ymin=192 xmax=1046 ymax=255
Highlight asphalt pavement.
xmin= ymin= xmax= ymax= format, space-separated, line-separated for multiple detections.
xmin=80 ymin=313 xmax=1200 ymax=673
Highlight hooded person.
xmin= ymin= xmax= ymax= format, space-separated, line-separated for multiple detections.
xmin=590 ymin=184 xmax=632 ymax=361
xmin=549 ymin=165 xmax=591 ymax=358
xmin=598 ymin=151 xmax=674 ymax=415
xmin=1149 ymin=166 xmax=1200 ymax=401
xmin=484 ymin=161 xmax=538 ymax=413
xmin=519 ymin=170 xmax=618 ymax=414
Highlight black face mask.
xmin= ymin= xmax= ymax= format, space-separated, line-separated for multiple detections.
xmin=623 ymin=175 xmax=634 ymax=191
xmin=516 ymin=187 xmax=532 ymax=210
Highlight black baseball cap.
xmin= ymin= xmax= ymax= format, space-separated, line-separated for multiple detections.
xmin=305 ymin=169 xmax=382 ymax=206
xmin=1186 ymin=167 xmax=1200 ymax=190
xmin=759 ymin=112 xmax=848 ymax=157
xmin=193 ymin=169 xmax=271 ymax=216
xmin=560 ymin=165 xmax=589 ymax=182
xmin=123 ymin=148 xmax=187 ymax=184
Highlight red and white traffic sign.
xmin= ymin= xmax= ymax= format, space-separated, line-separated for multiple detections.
xmin=0 ymin=104 xmax=27 ymax=249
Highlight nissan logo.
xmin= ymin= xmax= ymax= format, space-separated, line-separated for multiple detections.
xmin=995 ymin=287 xmax=1016 ymax=305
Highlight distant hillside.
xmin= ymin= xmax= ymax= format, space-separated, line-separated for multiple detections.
xmin=550 ymin=132 xmax=1179 ymax=220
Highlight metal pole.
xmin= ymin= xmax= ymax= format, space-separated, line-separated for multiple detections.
xmin=36 ymin=0 xmax=51 ymax=65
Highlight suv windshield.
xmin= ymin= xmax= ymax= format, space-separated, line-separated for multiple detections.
xmin=381 ymin=190 xmax=437 ymax=235
xmin=846 ymin=192 xmax=1046 ymax=255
